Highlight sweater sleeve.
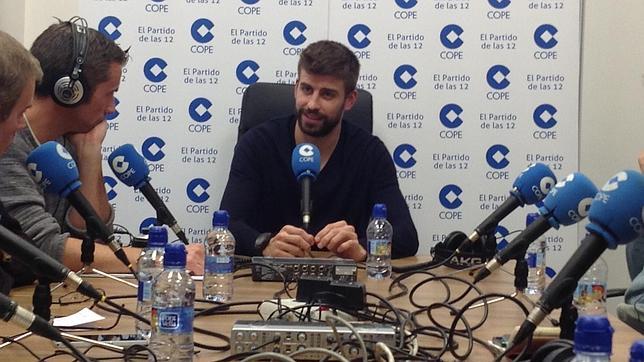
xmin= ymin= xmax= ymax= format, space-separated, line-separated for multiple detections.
xmin=219 ymin=137 xmax=264 ymax=256
xmin=368 ymin=140 xmax=419 ymax=258
xmin=0 ymin=141 xmax=68 ymax=261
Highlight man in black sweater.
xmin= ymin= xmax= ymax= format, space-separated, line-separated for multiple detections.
xmin=220 ymin=40 xmax=418 ymax=261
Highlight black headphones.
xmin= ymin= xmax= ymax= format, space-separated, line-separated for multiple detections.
xmin=52 ymin=16 xmax=89 ymax=106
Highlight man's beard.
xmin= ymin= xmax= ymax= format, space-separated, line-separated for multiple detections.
xmin=296 ymin=108 xmax=342 ymax=138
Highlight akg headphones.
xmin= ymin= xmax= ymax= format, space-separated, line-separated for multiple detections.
xmin=52 ymin=16 xmax=89 ymax=106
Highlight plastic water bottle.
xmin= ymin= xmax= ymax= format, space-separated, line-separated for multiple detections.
xmin=630 ymin=340 xmax=644 ymax=362
xmin=135 ymin=226 xmax=167 ymax=340
xmin=573 ymin=256 xmax=608 ymax=315
xmin=203 ymin=210 xmax=235 ymax=302
xmin=524 ymin=213 xmax=546 ymax=297
xmin=366 ymin=203 xmax=392 ymax=280
xmin=571 ymin=315 xmax=613 ymax=362
xmin=149 ymin=243 xmax=195 ymax=362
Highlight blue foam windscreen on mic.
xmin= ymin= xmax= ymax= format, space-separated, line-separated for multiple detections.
xmin=538 ymin=172 xmax=598 ymax=228
xmin=26 ymin=141 xmax=81 ymax=198
xmin=108 ymin=144 xmax=150 ymax=189
xmin=511 ymin=163 xmax=557 ymax=205
xmin=291 ymin=143 xmax=320 ymax=181
xmin=586 ymin=170 xmax=644 ymax=249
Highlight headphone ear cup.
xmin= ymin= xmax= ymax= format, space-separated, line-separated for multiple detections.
xmin=53 ymin=76 xmax=85 ymax=106
xmin=444 ymin=231 xmax=467 ymax=250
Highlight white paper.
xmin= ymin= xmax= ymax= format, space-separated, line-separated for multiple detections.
xmin=53 ymin=307 xmax=105 ymax=327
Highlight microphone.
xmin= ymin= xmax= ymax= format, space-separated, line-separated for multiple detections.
xmin=26 ymin=141 xmax=135 ymax=274
xmin=457 ymin=163 xmax=557 ymax=252
xmin=291 ymin=143 xmax=321 ymax=230
xmin=108 ymin=144 xmax=188 ymax=245
xmin=474 ymin=172 xmax=598 ymax=283
xmin=0 ymin=224 xmax=103 ymax=301
xmin=0 ymin=292 xmax=64 ymax=342
xmin=512 ymin=170 xmax=644 ymax=347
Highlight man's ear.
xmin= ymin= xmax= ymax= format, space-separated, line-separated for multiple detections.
xmin=343 ymin=89 xmax=358 ymax=111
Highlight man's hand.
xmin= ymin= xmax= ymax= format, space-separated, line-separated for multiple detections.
xmin=315 ymin=221 xmax=366 ymax=262
xmin=638 ymin=151 xmax=644 ymax=173
xmin=263 ymin=225 xmax=314 ymax=257
xmin=67 ymin=120 xmax=108 ymax=153
xmin=186 ymin=243 xmax=205 ymax=275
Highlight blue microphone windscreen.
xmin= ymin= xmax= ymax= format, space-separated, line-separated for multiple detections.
xmin=25 ymin=141 xmax=81 ymax=197
xmin=108 ymin=144 xmax=150 ymax=188
xmin=291 ymin=143 xmax=320 ymax=181
xmin=586 ymin=170 xmax=644 ymax=249
xmin=539 ymin=172 xmax=598 ymax=228
xmin=511 ymin=163 xmax=557 ymax=205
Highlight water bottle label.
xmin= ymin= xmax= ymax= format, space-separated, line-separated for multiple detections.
xmin=151 ymin=306 xmax=194 ymax=334
xmin=573 ymin=282 xmax=607 ymax=309
xmin=369 ymin=239 xmax=391 ymax=256
xmin=526 ymin=253 xmax=537 ymax=268
xmin=137 ymin=281 xmax=152 ymax=302
xmin=205 ymin=255 xmax=233 ymax=274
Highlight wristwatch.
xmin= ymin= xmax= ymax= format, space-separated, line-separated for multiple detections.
xmin=254 ymin=232 xmax=273 ymax=253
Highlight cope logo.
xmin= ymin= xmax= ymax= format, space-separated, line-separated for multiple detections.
xmin=440 ymin=24 xmax=464 ymax=49
xmin=488 ymin=0 xmax=511 ymax=9
xmin=241 ymin=0 xmax=260 ymax=4
xmin=144 ymin=58 xmax=168 ymax=83
xmin=142 ymin=137 xmax=166 ymax=162
xmin=27 ymin=163 xmax=43 ymax=184
xmin=98 ymin=16 xmax=122 ymax=41
xmin=191 ymin=18 xmax=215 ymax=43
xmin=439 ymin=104 xmax=463 ymax=128
xmin=56 ymin=144 xmax=73 ymax=160
xmin=283 ymin=20 xmax=307 ymax=46
xmin=495 ymin=225 xmax=510 ymax=250
xmin=393 ymin=65 xmax=417 ymax=89
xmin=439 ymin=184 xmax=463 ymax=209
xmin=139 ymin=217 xmax=158 ymax=234
xmin=236 ymin=60 xmax=260 ymax=85
xmin=534 ymin=24 xmax=558 ymax=49
xmin=106 ymin=97 xmax=119 ymax=121
xmin=601 ymin=171 xmax=628 ymax=192
xmin=533 ymin=104 xmax=557 ymax=129
xmin=486 ymin=144 xmax=510 ymax=169
xmin=186 ymin=178 xmax=210 ymax=203
xmin=486 ymin=65 xmax=510 ymax=90
xmin=104 ymin=176 xmax=118 ymax=200
xmin=110 ymin=156 xmax=129 ymax=175
xmin=189 ymin=98 xmax=213 ymax=123
xmin=395 ymin=0 xmax=417 ymax=9
xmin=298 ymin=144 xmax=315 ymax=157
xmin=347 ymin=24 xmax=371 ymax=49
xmin=393 ymin=144 xmax=417 ymax=169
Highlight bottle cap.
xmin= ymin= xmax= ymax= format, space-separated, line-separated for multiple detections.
xmin=631 ymin=340 xmax=644 ymax=362
xmin=372 ymin=203 xmax=387 ymax=219
xmin=163 ymin=242 xmax=187 ymax=267
xmin=148 ymin=226 xmax=168 ymax=247
xmin=212 ymin=210 xmax=230 ymax=227
xmin=574 ymin=315 xmax=613 ymax=354
xmin=526 ymin=212 xmax=540 ymax=226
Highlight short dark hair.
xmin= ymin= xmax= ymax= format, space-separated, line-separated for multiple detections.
xmin=30 ymin=19 xmax=128 ymax=102
xmin=298 ymin=40 xmax=360 ymax=94
xmin=0 ymin=31 xmax=42 ymax=121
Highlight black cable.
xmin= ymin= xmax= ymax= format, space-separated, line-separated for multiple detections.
xmin=1 ymin=335 xmax=42 ymax=360
xmin=59 ymin=338 xmax=92 ymax=362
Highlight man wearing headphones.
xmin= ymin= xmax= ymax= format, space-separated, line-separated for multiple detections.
xmin=0 ymin=19 xmax=204 ymax=274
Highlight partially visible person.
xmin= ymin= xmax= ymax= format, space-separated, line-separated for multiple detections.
xmin=0 ymin=19 xmax=203 ymax=275
xmin=618 ymin=150 xmax=644 ymax=333
xmin=220 ymin=40 xmax=419 ymax=261
xmin=0 ymin=30 xmax=43 ymax=292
